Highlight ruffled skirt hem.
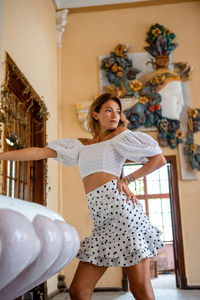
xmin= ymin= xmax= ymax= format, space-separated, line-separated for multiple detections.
xmin=76 ymin=247 xmax=162 ymax=267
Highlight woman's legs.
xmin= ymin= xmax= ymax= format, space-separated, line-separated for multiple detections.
xmin=69 ymin=261 xmax=108 ymax=300
xmin=123 ymin=258 xmax=155 ymax=300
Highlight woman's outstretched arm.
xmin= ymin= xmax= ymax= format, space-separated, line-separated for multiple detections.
xmin=0 ymin=147 xmax=57 ymax=161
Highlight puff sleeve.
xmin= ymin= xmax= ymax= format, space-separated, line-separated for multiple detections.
xmin=112 ymin=130 xmax=162 ymax=163
xmin=47 ymin=138 xmax=81 ymax=167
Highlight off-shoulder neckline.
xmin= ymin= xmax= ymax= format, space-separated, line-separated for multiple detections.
xmin=77 ymin=129 xmax=129 ymax=146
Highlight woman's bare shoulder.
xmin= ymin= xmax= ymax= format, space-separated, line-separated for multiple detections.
xmin=78 ymin=128 xmax=128 ymax=145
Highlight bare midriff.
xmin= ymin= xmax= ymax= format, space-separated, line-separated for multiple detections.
xmin=82 ymin=172 xmax=118 ymax=194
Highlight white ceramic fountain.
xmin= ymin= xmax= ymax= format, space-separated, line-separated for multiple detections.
xmin=0 ymin=195 xmax=80 ymax=299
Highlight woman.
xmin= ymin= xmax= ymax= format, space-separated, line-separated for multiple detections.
xmin=1 ymin=93 xmax=166 ymax=300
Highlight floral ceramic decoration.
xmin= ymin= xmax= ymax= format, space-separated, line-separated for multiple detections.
xmin=184 ymin=109 xmax=200 ymax=170
xmin=101 ymin=44 xmax=141 ymax=98
xmin=121 ymin=23 xmax=192 ymax=149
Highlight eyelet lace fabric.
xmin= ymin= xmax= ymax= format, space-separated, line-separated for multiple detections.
xmin=48 ymin=130 xmax=162 ymax=179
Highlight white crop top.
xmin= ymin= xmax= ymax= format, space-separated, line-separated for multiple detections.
xmin=48 ymin=129 xmax=162 ymax=179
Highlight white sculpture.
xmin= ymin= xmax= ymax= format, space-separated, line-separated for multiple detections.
xmin=159 ymin=80 xmax=184 ymax=120
xmin=0 ymin=196 xmax=80 ymax=300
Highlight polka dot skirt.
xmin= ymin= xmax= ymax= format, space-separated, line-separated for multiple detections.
xmin=76 ymin=180 xmax=164 ymax=267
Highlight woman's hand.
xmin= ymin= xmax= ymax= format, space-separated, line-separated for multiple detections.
xmin=117 ymin=178 xmax=138 ymax=205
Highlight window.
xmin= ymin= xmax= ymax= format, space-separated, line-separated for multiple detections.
xmin=123 ymin=163 xmax=173 ymax=243
xmin=4 ymin=94 xmax=33 ymax=200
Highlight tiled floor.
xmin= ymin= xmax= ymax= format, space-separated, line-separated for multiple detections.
xmin=50 ymin=274 xmax=200 ymax=300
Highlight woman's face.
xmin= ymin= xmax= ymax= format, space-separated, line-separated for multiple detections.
xmin=93 ymin=100 xmax=121 ymax=131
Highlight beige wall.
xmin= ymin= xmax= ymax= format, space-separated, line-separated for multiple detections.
xmin=1 ymin=0 xmax=59 ymax=294
xmin=61 ymin=1 xmax=200 ymax=287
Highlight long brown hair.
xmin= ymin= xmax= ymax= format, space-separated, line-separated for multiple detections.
xmin=87 ymin=93 xmax=128 ymax=137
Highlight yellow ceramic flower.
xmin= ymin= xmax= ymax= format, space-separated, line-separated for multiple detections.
xmin=150 ymin=77 xmax=159 ymax=85
xmin=130 ymin=80 xmax=143 ymax=91
xmin=150 ymin=74 xmax=168 ymax=86
xmin=188 ymin=109 xmax=198 ymax=119
xmin=114 ymin=44 xmax=127 ymax=58
xmin=189 ymin=144 xmax=197 ymax=152
xmin=176 ymin=130 xmax=184 ymax=140
xmin=152 ymin=27 xmax=161 ymax=37
xmin=111 ymin=63 xmax=118 ymax=73
xmin=116 ymin=71 xmax=123 ymax=77
xmin=139 ymin=96 xmax=148 ymax=104
xmin=117 ymin=66 xmax=123 ymax=71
